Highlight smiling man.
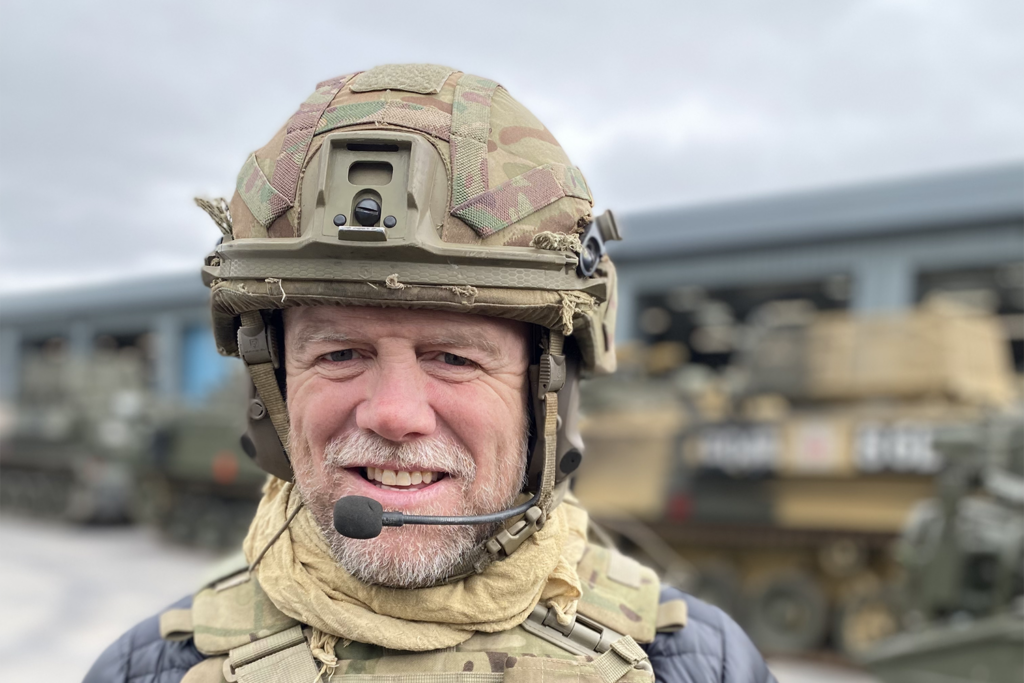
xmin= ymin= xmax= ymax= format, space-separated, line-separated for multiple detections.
xmin=86 ymin=64 xmax=773 ymax=683
xmin=285 ymin=307 xmax=532 ymax=588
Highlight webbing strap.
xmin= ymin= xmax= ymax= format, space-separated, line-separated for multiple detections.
xmin=317 ymin=677 xmax=501 ymax=683
xmin=239 ymin=311 xmax=290 ymax=452
xmin=237 ymin=74 xmax=352 ymax=229
xmin=236 ymin=154 xmax=284 ymax=232
xmin=316 ymin=100 xmax=453 ymax=142
xmin=450 ymin=74 xmax=499 ymax=209
xmin=655 ymin=599 xmax=689 ymax=633
xmin=538 ymin=330 xmax=564 ymax=513
xmin=593 ymin=635 xmax=650 ymax=683
xmin=224 ymin=625 xmax=320 ymax=683
xmin=271 ymin=74 xmax=352 ymax=224
xmin=158 ymin=608 xmax=193 ymax=642
xmin=230 ymin=626 xmax=306 ymax=668
xmin=231 ymin=646 xmax=318 ymax=683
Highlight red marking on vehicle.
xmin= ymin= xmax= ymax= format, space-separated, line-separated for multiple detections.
xmin=212 ymin=451 xmax=239 ymax=484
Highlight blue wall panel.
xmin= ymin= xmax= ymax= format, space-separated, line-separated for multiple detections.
xmin=181 ymin=325 xmax=233 ymax=403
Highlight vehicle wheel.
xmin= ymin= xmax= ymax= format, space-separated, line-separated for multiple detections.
xmin=835 ymin=589 xmax=901 ymax=655
xmin=691 ymin=561 xmax=743 ymax=620
xmin=745 ymin=570 xmax=828 ymax=654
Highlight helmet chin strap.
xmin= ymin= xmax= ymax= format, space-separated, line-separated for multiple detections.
xmin=238 ymin=310 xmax=292 ymax=458
xmin=536 ymin=328 xmax=564 ymax=513
xmin=472 ymin=327 xmax=565 ymax=564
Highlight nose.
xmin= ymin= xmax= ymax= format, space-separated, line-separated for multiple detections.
xmin=355 ymin=360 xmax=436 ymax=442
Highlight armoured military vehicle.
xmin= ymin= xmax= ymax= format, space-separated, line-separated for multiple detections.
xmin=0 ymin=340 xmax=154 ymax=523
xmin=135 ymin=367 xmax=266 ymax=549
xmin=574 ymin=300 xmax=1019 ymax=655
xmin=0 ymin=338 xmax=265 ymax=547
xmin=858 ymin=412 xmax=1023 ymax=682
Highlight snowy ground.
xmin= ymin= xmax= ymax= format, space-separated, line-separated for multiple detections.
xmin=0 ymin=516 xmax=879 ymax=683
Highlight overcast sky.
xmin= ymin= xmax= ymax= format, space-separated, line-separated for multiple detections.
xmin=1 ymin=0 xmax=1021 ymax=293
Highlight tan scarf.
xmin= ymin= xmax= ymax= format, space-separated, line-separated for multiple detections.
xmin=243 ymin=478 xmax=587 ymax=652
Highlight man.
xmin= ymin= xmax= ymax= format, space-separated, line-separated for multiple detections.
xmin=86 ymin=64 xmax=774 ymax=683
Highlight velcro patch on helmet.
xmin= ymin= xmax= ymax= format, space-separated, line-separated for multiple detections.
xmin=453 ymin=163 xmax=592 ymax=237
xmin=317 ymin=100 xmax=452 ymax=141
xmin=350 ymin=64 xmax=456 ymax=94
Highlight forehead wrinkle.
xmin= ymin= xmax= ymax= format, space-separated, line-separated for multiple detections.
xmin=285 ymin=310 xmax=519 ymax=359
xmin=287 ymin=321 xmax=355 ymax=354
xmin=418 ymin=334 xmax=503 ymax=358
xmin=290 ymin=328 xmax=504 ymax=359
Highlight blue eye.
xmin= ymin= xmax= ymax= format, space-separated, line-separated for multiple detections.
xmin=443 ymin=353 xmax=469 ymax=366
xmin=325 ymin=350 xmax=355 ymax=362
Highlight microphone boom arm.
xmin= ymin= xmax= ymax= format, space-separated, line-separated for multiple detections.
xmin=380 ymin=491 xmax=541 ymax=528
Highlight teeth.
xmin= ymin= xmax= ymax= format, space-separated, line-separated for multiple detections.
xmin=365 ymin=469 xmax=438 ymax=488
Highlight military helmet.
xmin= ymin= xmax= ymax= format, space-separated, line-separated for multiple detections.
xmin=199 ymin=64 xmax=621 ymax=522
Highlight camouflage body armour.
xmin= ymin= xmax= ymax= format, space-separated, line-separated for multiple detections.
xmin=160 ymin=522 xmax=687 ymax=683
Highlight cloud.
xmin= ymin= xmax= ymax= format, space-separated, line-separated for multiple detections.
xmin=0 ymin=0 xmax=1020 ymax=291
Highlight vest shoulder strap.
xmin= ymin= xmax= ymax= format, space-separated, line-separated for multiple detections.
xmin=223 ymin=624 xmax=320 ymax=683
xmin=190 ymin=571 xmax=298 ymax=655
xmin=519 ymin=603 xmax=653 ymax=683
xmin=655 ymin=599 xmax=688 ymax=633
xmin=575 ymin=543 xmax=661 ymax=644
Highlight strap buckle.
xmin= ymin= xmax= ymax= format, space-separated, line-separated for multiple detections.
xmin=486 ymin=506 xmax=544 ymax=557
xmin=522 ymin=603 xmax=622 ymax=657
xmin=237 ymin=316 xmax=279 ymax=368
xmin=538 ymin=353 xmax=566 ymax=394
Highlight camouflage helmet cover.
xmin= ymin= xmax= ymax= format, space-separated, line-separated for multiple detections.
xmin=205 ymin=63 xmax=618 ymax=374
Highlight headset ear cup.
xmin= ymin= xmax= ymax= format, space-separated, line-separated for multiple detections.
xmin=554 ymin=349 xmax=584 ymax=484
xmin=242 ymin=378 xmax=294 ymax=481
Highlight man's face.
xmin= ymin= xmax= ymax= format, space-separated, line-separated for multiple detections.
xmin=284 ymin=306 xmax=531 ymax=588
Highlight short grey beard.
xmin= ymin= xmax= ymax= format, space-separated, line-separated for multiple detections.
xmin=292 ymin=429 xmax=527 ymax=588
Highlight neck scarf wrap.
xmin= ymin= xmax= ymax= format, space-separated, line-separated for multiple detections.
xmin=243 ymin=478 xmax=587 ymax=652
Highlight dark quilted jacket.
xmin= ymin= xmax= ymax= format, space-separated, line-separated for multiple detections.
xmin=649 ymin=587 xmax=776 ymax=683
xmin=84 ymin=596 xmax=204 ymax=683
xmin=84 ymin=588 xmax=775 ymax=683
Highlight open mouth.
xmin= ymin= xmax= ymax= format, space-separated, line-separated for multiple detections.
xmin=359 ymin=467 xmax=447 ymax=492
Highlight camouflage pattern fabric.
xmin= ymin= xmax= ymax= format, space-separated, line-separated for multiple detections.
xmin=229 ymin=64 xmax=592 ymax=244
xmin=450 ymin=74 xmax=499 ymax=209
xmin=350 ymin=63 xmax=456 ymax=94
xmin=212 ymin=64 xmax=617 ymax=377
xmin=190 ymin=571 xmax=297 ymax=654
xmin=574 ymin=545 xmax=660 ymax=644
xmin=179 ymin=539 xmax=659 ymax=683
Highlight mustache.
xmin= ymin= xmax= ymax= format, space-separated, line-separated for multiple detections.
xmin=322 ymin=430 xmax=477 ymax=481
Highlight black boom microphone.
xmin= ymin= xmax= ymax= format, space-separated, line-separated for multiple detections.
xmin=333 ymin=492 xmax=541 ymax=540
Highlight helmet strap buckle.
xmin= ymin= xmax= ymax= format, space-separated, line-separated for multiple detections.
xmin=237 ymin=315 xmax=280 ymax=369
